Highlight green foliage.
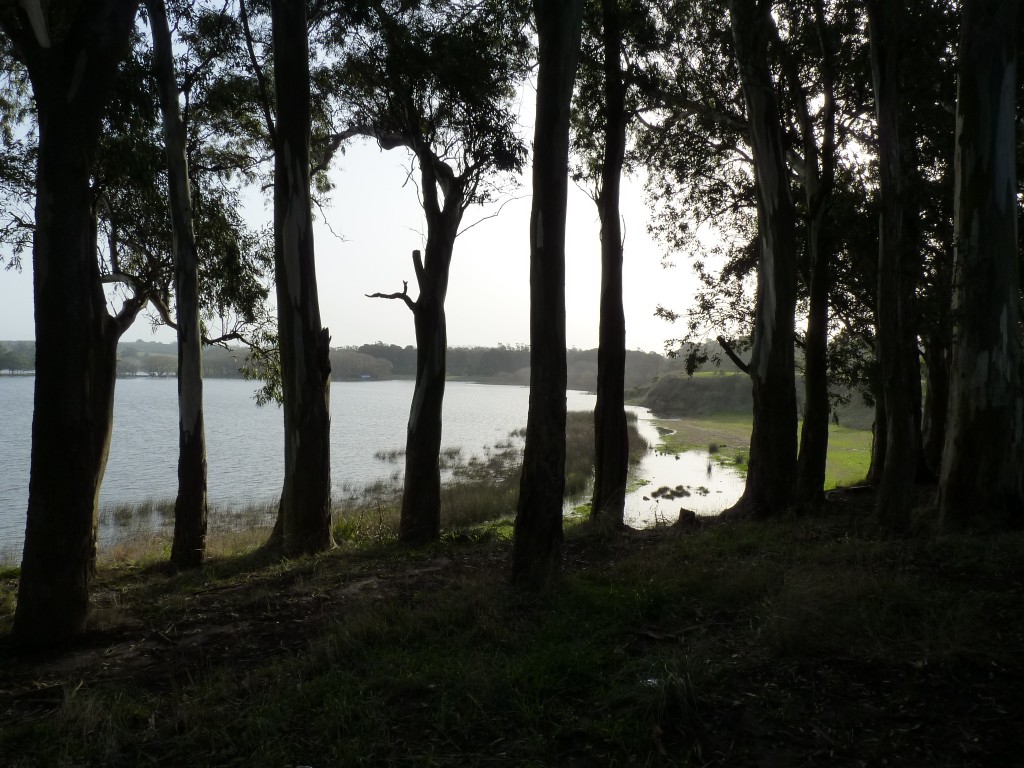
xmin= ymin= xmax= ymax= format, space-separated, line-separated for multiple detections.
xmin=0 ymin=49 xmax=34 ymax=271
xmin=328 ymin=0 xmax=532 ymax=206
xmin=570 ymin=0 xmax=663 ymax=187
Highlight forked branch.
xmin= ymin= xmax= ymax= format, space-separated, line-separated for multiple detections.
xmin=366 ymin=279 xmax=417 ymax=313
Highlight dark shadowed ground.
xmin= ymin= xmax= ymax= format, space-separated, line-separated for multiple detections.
xmin=1 ymin=488 xmax=1022 ymax=767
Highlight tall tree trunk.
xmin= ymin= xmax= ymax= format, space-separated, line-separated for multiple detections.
xmin=796 ymin=217 xmax=831 ymax=506
xmin=590 ymin=0 xmax=628 ymax=531
xmin=866 ymin=394 xmax=886 ymax=486
xmin=867 ymin=1 xmax=916 ymax=531
xmin=511 ymin=0 xmax=584 ymax=590
xmin=921 ymin=326 xmax=950 ymax=475
xmin=939 ymin=0 xmax=1021 ymax=528
xmin=399 ymin=198 xmax=462 ymax=544
xmin=268 ymin=0 xmax=333 ymax=556
xmin=10 ymin=0 xmax=144 ymax=648
xmin=791 ymin=0 xmax=837 ymax=508
xmin=900 ymin=146 xmax=931 ymax=483
xmin=723 ymin=0 xmax=798 ymax=519
xmin=147 ymin=0 xmax=208 ymax=569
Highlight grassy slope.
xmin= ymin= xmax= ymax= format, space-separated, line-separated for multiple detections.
xmin=653 ymin=413 xmax=872 ymax=489
xmin=1 ymin=501 xmax=1023 ymax=767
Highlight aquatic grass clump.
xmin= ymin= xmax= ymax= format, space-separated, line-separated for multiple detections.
xmin=372 ymin=448 xmax=404 ymax=463
xmin=100 ymin=498 xmax=176 ymax=529
xmin=81 ymin=408 xmax=651 ymax=561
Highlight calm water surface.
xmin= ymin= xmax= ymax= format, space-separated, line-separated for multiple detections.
xmin=0 ymin=376 xmax=744 ymax=554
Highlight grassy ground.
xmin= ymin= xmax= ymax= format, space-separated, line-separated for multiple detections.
xmin=653 ymin=413 xmax=872 ymax=490
xmin=1 ymin=491 xmax=1022 ymax=767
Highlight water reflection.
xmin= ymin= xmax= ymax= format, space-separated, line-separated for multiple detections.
xmin=623 ymin=407 xmax=745 ymax=528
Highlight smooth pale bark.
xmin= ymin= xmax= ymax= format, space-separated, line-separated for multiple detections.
xmin=939 ymin=0 xmax=1021 ymax=528
xmin=398 ymin=173 xmax=464 ymax=544
xmin=511 ymin=0 xmax=584 ymax=590
xmin=267 ymin=0 xmax=333 ymax=556
xmin=722 ymin=0 xmax=798 ymax=519
xmin=868 ymin=1 xmax=916 ymax=531
xmin=590 ymin=0 xmax=628 ymax=532
xmin=9 ymin=0 xmax=145 ymax=648
xmin=147 ymin=0 xmax=208 ymax=569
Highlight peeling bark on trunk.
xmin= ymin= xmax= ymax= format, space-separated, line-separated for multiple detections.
xmin=590 ymin=0 xmax=628 ymax=532
xmin=723 ymin=0 xmax=798 ymax=520
xmin=399 ymin=202 xmax=462 ymax=544
xmin=868 ymin=1 xmax=916 ymax=531
xmin=512 ymin=0 xmax=584 ymax=590
xmin=939 ymin=0 xmax=1021 ymax=528
xmin=268 ymin=0 xmax=333 ymax=556
xmin=10 ymin=0 xmax=144 ymax=648
xmin=147 ymin=0 xmax=208 ymax=569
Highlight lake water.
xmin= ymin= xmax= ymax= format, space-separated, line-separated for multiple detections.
xmin=0 ymin=376 xmax=744 ymax=555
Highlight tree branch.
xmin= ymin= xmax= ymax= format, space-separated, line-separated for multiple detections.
xmin=366 ymin=279 xmax=416 ymax=312
xmin=238 ymin=0 xmax=276 ymax=146
xmin=716 ymin=335 xmax=751 ymax=375
xmin=406 ymin=249 xmax=424 ymax=288
xmin=457 ymin=194 xmax=527 ymax=237
xmin=101 ymin=271 xmax=143 ymax=292
xmin=111 ymin=290 xmax=151 ymax=338
xmin=148 ymin=291 xmax=252 ymax=347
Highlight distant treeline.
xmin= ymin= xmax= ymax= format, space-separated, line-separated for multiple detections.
xmin=0 ymin=341 xmax=33 ymax=374
xmin=1 ymin=339 xmax=685 ymax=390
xmin=354 ymin=342 xmax=679 ymax=391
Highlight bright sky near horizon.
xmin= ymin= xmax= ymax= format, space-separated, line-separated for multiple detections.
xmin=0 ymin=138 xmax=698 ymax=354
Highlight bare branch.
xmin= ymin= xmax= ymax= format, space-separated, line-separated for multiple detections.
xmin=457 ymin=194 xmax=528 ymax=237
xmin=411 ymin=249 xmax=425 ymax=287
xmin=204 ymin=331 xmax=245 ymax=347
xmin=366 ymin=279 xmax=416 ymax=312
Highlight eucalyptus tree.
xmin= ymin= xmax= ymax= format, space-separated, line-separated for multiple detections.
xmin=770 ymin=0 xmax=841 ymax=507
xmin=636 ymin=0 xmax=798 ymax=517
xmin=645 ymin=0 xmax=882 ymax=512
xmin=511 ymin=0 xmax=585 ymax=590
xmin=571 ymin=0 xmax=661 ymax=531
xmin=146 ymin=0 xmax=208 ymax=567
xmin=329 ymin=0 xmax=530 ymax=544
xmin=865 ymin=2 xmax=914 ymax=529
xmin=267 ymin=0 xmax=334 ymax=555
xmin=892 ymin=0 xmax=959 ymax=479
xmin=720 ymin=0 xmax=798 ymax=518
xmin=0 ymin=0 xmax=146 ymax=648
xmin=99 ymin=6 xmax=274 ymax=565
xmin=938 ymin=0 xmax=1021 ymax=529
xmin=220 ymin=0 xmax=335 ymax=555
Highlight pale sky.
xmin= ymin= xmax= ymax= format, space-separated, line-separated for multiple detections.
xmin=0 ymin=138 xmax=697 ymax=354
